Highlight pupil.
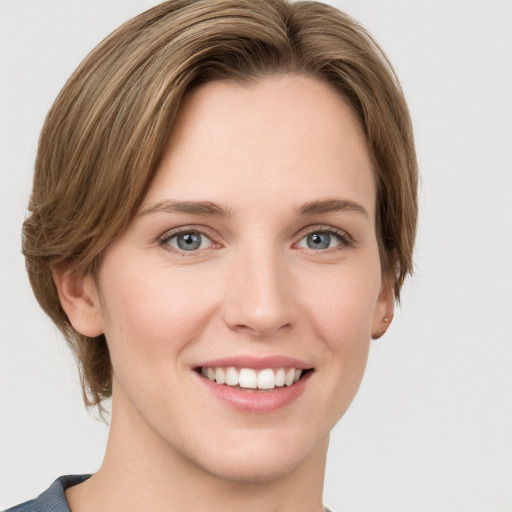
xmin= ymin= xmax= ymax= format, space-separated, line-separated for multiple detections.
xmin=178 ymin=232 xmax=201 ymax=250
xmin=308 ymin=232 xmax=330 ymax=250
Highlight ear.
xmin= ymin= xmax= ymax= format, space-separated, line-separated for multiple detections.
xmin=371 ymin=274 xmax=395 ymax=340
xmin=52 ymin=266 xmax=104 ymax=337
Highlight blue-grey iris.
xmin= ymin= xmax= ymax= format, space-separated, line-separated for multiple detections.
xmin=177 ymin=232 xmax=202 ymax=250
xmin=307 ymin=232 xmax=331 ymax=250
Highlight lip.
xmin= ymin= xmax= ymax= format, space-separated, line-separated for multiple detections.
xmin=195 ymin=355 xmax=312 ymax=370
xmin=194 ymin=355 xmax=314 ymax=413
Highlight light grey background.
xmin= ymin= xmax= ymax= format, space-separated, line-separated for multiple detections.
xmin=1 ymin=0 xmax=511 ymax=510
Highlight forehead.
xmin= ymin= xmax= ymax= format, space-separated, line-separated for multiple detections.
xmin=143 ymin=74 xmax=375 ymax=218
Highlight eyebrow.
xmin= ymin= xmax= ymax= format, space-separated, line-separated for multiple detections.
xmin=139 ymin=197 xmax=368 ymax=219
xmin=139 ymin=200 xmax=232 ymax=217
xmin=296 ymin=198 xmax=369 ymax=219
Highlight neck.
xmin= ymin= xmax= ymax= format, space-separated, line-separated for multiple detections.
xmin=67 ymin=388 xmax=328 ymax=512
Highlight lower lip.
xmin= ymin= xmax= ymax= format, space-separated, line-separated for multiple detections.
xmin=197 ymin=372 xmax=312 ymax=413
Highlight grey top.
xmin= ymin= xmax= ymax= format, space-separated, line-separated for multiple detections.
xmin=4 ymin=475 xmax=334 ymax=511
xmin=4 ymin=475 xmax=90 ymax=512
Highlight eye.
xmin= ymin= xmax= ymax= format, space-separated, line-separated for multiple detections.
xmin=165 ymin=231 xmax=212 ymax=251
xmin=296 ymin=230 xmax=345 ymax=250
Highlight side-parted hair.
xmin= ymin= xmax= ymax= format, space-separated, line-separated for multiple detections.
xmin=22 ymin=0 xmax=418 ymax=411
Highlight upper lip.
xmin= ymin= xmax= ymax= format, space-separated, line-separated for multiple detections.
xmin=195 ymin=355 xmax=313 ymax=370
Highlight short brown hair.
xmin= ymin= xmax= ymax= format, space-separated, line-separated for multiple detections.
xmin=22 ymin=0 xmax=418 ymax=411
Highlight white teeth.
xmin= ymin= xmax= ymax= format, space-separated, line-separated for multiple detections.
xmin=275 ymin=368 xmax=286 ymax=387
xmin=257 ymin=368 xmax=275 ymax=390
xmin=200 ymin=366 xmax=307 ymax=390
xmin=225 ymin=367 xmax=239 ymax=386
xmin=284 ymin=368 xmax=295 ymax=386
xmin=239 ymin=368 xmax=257 ymax=388
xmin=215 ymin=367 xmax=226 ymax=385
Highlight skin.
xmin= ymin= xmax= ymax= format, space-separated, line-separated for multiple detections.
xmin=57 ymin=74 xmax=394 ymax=512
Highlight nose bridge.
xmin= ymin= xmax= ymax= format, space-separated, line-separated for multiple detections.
xmin=223 ymin=241 xmax=292 ymax=337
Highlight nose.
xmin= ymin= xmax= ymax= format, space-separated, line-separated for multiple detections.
xmin=221 ymin=248 xmax=293 ymax=338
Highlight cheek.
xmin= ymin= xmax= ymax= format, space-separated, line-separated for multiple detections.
xmin=97 ymin=262 xmax=222 ymax=374
xmin=299 ymin=257 xmax=382 ymax=350
xmin=287 ymin=262 xmax=380 ymax=434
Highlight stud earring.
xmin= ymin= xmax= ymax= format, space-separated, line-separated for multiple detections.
xmin=372 ymin=327 xmax=384 ymax=340
xmin=372 ymin=317 xmax=391 ymax=339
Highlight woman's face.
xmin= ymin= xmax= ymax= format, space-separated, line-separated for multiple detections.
xmin=87 ymin=75 xmax=392 ymax=481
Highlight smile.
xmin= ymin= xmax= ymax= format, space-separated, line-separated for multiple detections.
xmin=194 ymin=356 xmax=314 ymax=412
xmin=199 ymin=366 xmax=306 ymax=390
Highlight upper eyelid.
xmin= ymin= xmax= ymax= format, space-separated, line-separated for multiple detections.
xmin=157 ymin=227 xmax=220 ymax=256
xmin=293 ymin=224 xmax=353 ymax=243
xmin=158 ymin=225 xmax=218 ymax=244
xmin=156 ymin=223 xmax=354 ymax=248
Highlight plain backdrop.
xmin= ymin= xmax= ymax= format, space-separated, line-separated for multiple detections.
xmin=1 ymin=0 xmax=511 ymax=510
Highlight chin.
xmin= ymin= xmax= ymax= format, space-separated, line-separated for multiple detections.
xmin=186 ymin=427 xmax=330 ymax=484
xmin=197 ymin=450 xmax=310 ymax=484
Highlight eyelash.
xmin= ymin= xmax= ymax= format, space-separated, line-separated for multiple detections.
xmin=157 ymin=224 xmax=354 ymax=255
xmin=157 ymin=225 xmax=219 ymax=256
xmin=293 ymin=225 xmax=354 ymax=251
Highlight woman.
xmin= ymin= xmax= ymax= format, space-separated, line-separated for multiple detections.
xmin=8 ymin=0 xmax=417 ymax=510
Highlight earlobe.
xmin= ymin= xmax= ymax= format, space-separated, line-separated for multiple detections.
xmin=371 ymin=277 xmax=395 ymax=340
xmin=52 ymin=266 xmax=104 ymax=337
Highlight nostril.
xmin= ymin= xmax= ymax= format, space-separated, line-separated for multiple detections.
xmin=228 ymin=321 xmax=292 ymax=338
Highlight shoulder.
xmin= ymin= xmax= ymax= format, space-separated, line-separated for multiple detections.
xmin=6 ymin=477 xmax=331 ymax=512
xmin=4 ymin=475 xmax=91 ymax=512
